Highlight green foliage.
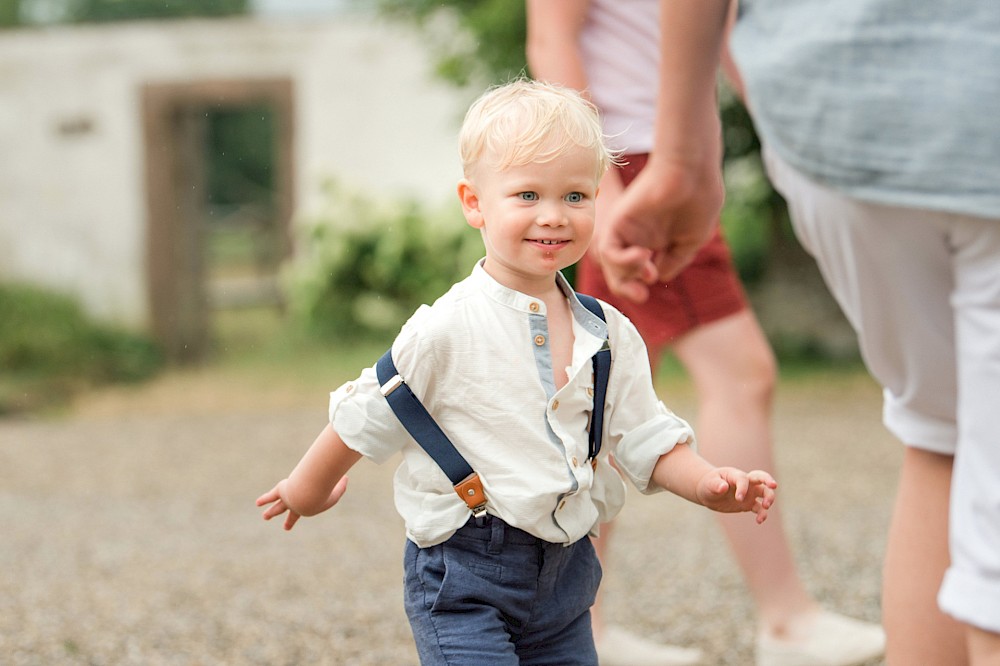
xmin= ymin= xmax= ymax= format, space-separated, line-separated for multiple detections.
xmin=286 ymin=182 xmax=484 ymax=340
xmin=0 ymin=283 xmax=164 ymax=412
xmin=720 ymin=153 xmax=772 ymax=283
xmin=377 ymin=0 xmax=527 ymax=86
xmin=2 ymin=0 xmax=248 ymax=28
xmin=718 ymin=84 xmax=788 ymax=284
xmin=205 ymin=105 xmax=275 ymax=208
xmin=66 ymin=0 xmax=248 ymax=23
xmin=0 ymin=0 xmax=20 ymax=27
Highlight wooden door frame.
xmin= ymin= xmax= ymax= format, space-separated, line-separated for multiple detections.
xmin=141 ymin=78 xmax=294 ymax=361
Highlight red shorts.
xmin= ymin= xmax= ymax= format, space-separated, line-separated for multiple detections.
xmin=577 ymin=154 xmax=748 ymax=358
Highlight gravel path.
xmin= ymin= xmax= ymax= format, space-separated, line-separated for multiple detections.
xmin=0 ymin=368 xmax=896 ymax=665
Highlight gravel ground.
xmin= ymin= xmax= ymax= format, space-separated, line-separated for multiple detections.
xmin=0 ymin=368 xmax=897 ymax=665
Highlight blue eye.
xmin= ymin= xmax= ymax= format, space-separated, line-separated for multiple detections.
xmin=565 ymin=192 xmax=584 ymax=203
xmin=519 ymin=192 xmax=539 ymax=201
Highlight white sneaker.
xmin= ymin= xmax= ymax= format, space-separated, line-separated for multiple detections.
xmin=596 ymin=625 xmax=704 ymax=666
xmin=755 ymin=610 xmax=886 ymax=666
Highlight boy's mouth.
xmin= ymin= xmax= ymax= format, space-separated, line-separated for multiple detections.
xmin=530 ymin=239 xmax=568 ymax=246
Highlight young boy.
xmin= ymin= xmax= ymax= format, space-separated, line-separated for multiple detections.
xmin=257 ymin=79 xmax=777 ymax=666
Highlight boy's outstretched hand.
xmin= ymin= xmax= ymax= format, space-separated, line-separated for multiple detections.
xmin=697 ymin=468 xmax=777 ymax=524
xmin=256 ymin=476 xmax=350 ymax=531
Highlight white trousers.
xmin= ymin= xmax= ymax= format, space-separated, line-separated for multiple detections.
xmin=765 ymin=149 xmax=1000 ymax=633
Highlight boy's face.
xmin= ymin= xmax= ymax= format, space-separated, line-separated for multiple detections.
xmin=458 ymin=144 xmax=599 ymax=295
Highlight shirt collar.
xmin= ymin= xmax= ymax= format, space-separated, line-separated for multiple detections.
xmin=469 ymin=259 xmax=572 ymax=313
xmin=469 ymin=259 xmax=608 ymax=341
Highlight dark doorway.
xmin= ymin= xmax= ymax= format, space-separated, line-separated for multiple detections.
xmin=142 ymin=79 xmax=294 ymax=362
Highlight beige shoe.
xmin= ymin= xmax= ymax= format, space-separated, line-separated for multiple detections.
xmin=596 ymin=625 xmax=704 ymax=666
xmin=755 ymin=610 xmax=886 ymax=666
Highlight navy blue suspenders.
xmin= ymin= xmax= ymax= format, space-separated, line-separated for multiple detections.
xmin=375 ymin=293 xmax=611 ymax=520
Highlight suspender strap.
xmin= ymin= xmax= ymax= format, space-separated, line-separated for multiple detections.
xmin=376 ymin=351 xmax=488 ymax=518
xmin=375 ymin=293 xmax=609 ymax=517
xmin=576 ymin=293 xmax=611 ymax=464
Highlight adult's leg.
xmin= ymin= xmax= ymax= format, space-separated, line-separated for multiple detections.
xmin=968 ymin=627 xmax=1000 ymax=666
xmin=671 ymin=310 xmax=818 ymax=633
xmin=672 ymin=299 xmax=884 ymax=666
xmin=767 ymin=149 xmax=967 ymax=661
xmin=938 ymin=216 xmax=1000 ymax=664
xmin=882 ymin=448 xmax=966 ymax=664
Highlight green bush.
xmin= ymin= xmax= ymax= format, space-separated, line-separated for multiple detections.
xmin=0 ymin=283 xmax=164 ymax=412
xmin=720 ymin=153 xmax=773 ymax=284
xmin=285 ymin=182 xmax=484 ymax=340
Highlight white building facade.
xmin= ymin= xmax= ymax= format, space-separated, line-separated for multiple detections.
xmin=0 ymin=15 xmax=470 ymax=354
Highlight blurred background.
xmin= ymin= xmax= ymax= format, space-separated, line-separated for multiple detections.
xmin=0 ymin=0 xmax=859 ymax=414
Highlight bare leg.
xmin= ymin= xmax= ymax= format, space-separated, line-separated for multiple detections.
xmin=968 ymin=626 xmax=1000 ymax=666
xmin=882 ymin=447 xmax=967 ymax=664
xmin=671 ymin=311 xmax=817 ymax=634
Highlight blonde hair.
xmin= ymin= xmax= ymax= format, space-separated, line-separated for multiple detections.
xmin=459 ymin=79 xmax=617 ymax=182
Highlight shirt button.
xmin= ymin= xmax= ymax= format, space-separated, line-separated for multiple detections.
xmin=529 ymin=302 xmax=540 ymax=313
xmin=534 ymin=334 xmax=546 ymax=346
xmin=558 ymin=500 xmax=566 ymax=511
xmin=345 ymin=383 xmax=355 ymax=393
xmin=586 ymin=387 xmax=594 ymax=397
xmin=572 ymin=457 xmax=579 ymax=467
xmin=551 ymin=399 xmax=560 ymax=410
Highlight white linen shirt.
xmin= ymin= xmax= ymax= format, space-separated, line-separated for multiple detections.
xmin=329 ymin=262 xmax=695 ymax=548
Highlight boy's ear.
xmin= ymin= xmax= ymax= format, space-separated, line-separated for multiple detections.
xmin=457 ymin=179 xmax=485 ymax=229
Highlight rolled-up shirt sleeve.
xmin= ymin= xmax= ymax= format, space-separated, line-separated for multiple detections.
xmin=612 ymin=408 xmax=695 ymax=494
xmin=329 ymin=365 xmax=409 ymax=465
xmin=329 ymin=306 xmax=434 ymax=464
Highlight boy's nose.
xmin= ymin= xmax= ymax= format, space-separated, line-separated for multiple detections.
xmin=536 ymin=203 xmax=567 ymax=226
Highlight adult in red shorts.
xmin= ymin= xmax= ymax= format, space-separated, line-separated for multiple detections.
xmin=577 ymin=155 xmax=750 ymax=368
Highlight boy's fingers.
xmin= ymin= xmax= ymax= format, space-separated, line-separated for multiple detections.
xmin=748 ymin=469 xmax=778 ymax=488
xmin=753 ymin=498 xmax=769 ymax=524
xmin=734 ymin=476 xmax=749 ymax=502
xmin=722 ymin=470 xmax=749 ymax=501
xmin=262 ymin=499 xmax=286 ymax=520
xmin=257 ymin=482 xmax=287 ymax=506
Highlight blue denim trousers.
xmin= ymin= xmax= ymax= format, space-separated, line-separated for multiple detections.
xmin=403 ymin=515 xmax=602 ymax=665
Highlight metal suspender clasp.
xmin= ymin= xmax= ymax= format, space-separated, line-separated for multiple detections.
xmin=454 ymin=473 xmax=489 ymax=519
xmin=379 ymin=374 xmax=405 ymax=397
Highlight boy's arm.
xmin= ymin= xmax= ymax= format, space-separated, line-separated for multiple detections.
xmin=651 ymin=442 xmax=777 ymax=524
xmin=256 ymin=423 xmax=363 ymax=530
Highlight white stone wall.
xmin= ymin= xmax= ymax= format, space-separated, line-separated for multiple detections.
xmin=0 ymin=16 xmax=470 ymax=327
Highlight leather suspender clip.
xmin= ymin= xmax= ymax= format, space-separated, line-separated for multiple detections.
xmin=454 ymin=473 xmax=489 ymax=519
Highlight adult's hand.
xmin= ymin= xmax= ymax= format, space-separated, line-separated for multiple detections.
xmin=596 ymin=0 xmax=732 ymax=303
xmin=597 ymin=148 xmax=723 ymax=302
